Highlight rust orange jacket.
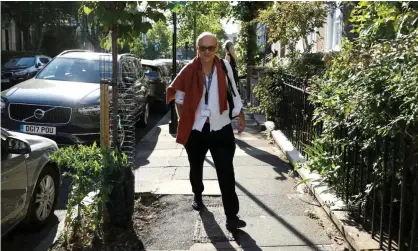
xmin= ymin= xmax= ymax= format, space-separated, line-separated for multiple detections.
xmin=166 ymin=56 xmax=228 ymax=145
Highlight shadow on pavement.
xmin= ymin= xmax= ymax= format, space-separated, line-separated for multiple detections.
xmin=134 ymin=113 xmax=169 ymax=169
xmin=199 ymin=206 xmax=237 ymax=250
xmin=234 ymin=138 xmax=290 ymax=181
xmin=1 ymin=215 xmax=59 ymax=251
xmin=233 ymin=229 xmax=263 ymax=251
xmin=234 ymin=182 xmax=318 ymax=249
xmin=134 ymin=126 xmax=161 ymax=168
xmin=204 ymin=157 xmax=318 ymax=249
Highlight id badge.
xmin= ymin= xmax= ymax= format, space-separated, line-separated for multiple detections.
xmin=201 ymin=109 xmax=211 ymax=117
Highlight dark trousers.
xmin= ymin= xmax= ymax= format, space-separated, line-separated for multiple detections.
xmin=185 ymin=123 xmax=239 ymax=220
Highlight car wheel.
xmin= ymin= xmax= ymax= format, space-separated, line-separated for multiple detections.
xmin=137 ymin=101 xmax=149 ymax=128
xmin=27 ymin=166 xmax=59 ymax=224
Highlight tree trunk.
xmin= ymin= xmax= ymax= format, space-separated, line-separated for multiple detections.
xmin=246 ymin=24 xmax=257 ymax=66
xmin=35 ymin=24 xmax=44 ymax=53
xmin=22 ymin=26 xmax=31 ymax=51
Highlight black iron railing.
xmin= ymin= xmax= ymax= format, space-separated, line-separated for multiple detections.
xmin=275 ymin=73 xmax=418 ymax=251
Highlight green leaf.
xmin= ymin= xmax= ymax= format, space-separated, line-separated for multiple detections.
xmin=83 ymin=6 xmax=92 ymax=15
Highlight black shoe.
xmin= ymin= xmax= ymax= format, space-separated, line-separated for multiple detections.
xmin=192 ymin=196 xmax=203 ymax=211
xmin=226 ymin=217 xmax=247 ymax=230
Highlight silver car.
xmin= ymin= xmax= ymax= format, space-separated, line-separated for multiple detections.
xmin=1 ymin=127 xmax=61 ymax=236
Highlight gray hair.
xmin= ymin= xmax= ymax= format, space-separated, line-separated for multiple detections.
xmin=196 ymin=32 xmax=217 ymax=46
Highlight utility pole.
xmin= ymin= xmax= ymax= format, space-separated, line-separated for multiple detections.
xmin=169 ymin=11 xmax=178 ymax=134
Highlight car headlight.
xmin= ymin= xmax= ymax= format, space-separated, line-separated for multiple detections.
xmin=78 ymin=105 xmax=100 ymax=115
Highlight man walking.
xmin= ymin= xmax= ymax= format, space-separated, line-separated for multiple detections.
xmin=166 ymin=32 xmax=246 ymax=230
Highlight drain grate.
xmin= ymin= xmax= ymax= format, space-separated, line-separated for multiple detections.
xmin=193 ymin=204 xmax=235 ymax=243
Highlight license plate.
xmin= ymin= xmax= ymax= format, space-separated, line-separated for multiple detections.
xmin=20 ymin=125 xmax=56 ymax=135
xmin=1 ymin=79 xmax=10 ymax=83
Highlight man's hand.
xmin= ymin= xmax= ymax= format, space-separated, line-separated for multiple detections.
xmin=238 ymin=110 xmax=246 ymax=134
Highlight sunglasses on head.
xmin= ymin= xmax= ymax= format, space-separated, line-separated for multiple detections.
xmin=198 ymin=45 xmax=216 ymax=52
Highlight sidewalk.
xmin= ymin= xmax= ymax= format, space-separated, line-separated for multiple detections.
xmin=134 ymin=111 xmax=337 ymax=251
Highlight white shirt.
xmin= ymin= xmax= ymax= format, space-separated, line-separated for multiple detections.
xmin=175 ymin=59 xmax=243 ymax=132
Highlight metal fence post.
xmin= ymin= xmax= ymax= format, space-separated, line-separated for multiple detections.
xmin=169 ymin=12 xmax=178 ymax=135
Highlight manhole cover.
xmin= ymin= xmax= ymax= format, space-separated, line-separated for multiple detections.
xmin=193 ymin=204 xmax=235 ymax=243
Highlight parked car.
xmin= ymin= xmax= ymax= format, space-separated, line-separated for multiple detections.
xmin=1 ymin=50 xmax=150 ymax=146
xmin=1 ymin=127 xmax=61 ymax=236
xmin=140 ymin=59 xmax=172 ymax=112
xmin=1 ymin=55 xmax=52 ymax=91
xmin=153 ymin=58 xmax=190 ymax=76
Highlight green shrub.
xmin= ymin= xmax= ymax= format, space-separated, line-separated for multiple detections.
xmin=306 ymin=1 xmax=418 ymax=203
xmin=50 ymin=143 xmax=128 ymax=247
xmin=253 ymin=52 xmax=325 ymax=120
xmin=252 ymin=71 xmax=282 ymax=120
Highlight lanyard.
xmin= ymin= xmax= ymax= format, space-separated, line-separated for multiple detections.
xmin=203 ymin=69 xmax=214 ymax=105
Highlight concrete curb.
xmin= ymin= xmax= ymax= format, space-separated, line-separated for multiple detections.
xmin=271 ymin=130 xmax=381 ymax=251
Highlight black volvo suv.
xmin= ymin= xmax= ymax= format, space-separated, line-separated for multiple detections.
xmin=1 ymin=50 xmax=150 ymax=146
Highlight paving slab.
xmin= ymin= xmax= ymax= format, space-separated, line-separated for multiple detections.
xmin=138 ymin=149 xmax=183 ymax=158
xmin=135 ymin=156 xmax=172 ymax=168
xmin=180 ymin=147 xmax=284 ymax=157
xmin=173 ymin=165 xmax=291 ymax=181
xmin=135 ymin=178 xmax=297 ymax=196
xmin=134 ymin=167 xmax=176 ymax=182
xmin=189 ymin=243 xmax=241 ymax=251
xmin=168 ymin=156 xmax=287 ymax=168
xmin=234 ymin=194 xmax=317 ymax=218
xmin=135 ymin=180 xmax=222 ymax=195
xmin=239 ymin=246 xmax=333 ymax=251
xmin=136 ymin=141 xmax=183 ymax=150
xmin=173 ymin=166 xmax=218 ymax=180
xmin=235 ymin=179 xmax=296 ymax=196
xmin=236 ymin=216 xmax=332 ymax=247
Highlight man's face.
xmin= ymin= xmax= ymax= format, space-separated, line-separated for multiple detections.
xmin=197 ymin=36 xmax=218 ymax=63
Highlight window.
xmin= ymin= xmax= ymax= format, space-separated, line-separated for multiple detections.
xmin=4 ymin=56 xmax=36 ymax=68
xmin=326 ymin=6 xmax=343 ymax=52
xmin=36 ymin=57 xmax=108 ymax=83
xmin=143 ymin=65 xmax=160 ymax=79
xmin=332 ymin=9 xmax=343 ymax=51
xmin=39 ymin=57 xmax=50 ymax=64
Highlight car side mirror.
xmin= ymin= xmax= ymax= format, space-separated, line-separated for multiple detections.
xmin=6 ymin=136 xmax=31 ymax=154
xmin=36 ymin=62 xmax=42 ymax=68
